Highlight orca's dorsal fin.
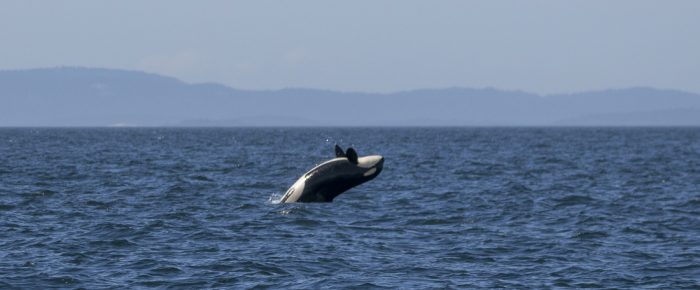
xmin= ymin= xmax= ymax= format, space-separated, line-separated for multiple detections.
xmin=346 ymin=147 xmax=358 ymax=164
xmin=335 ymin=144 xmax=346 ymax=158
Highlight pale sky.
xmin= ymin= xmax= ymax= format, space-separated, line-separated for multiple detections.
xmin=1 ymin=0 xmax=699 ymax=94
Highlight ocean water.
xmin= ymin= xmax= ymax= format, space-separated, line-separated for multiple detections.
xmin=1 ymin=127 xmax=699 ymax=289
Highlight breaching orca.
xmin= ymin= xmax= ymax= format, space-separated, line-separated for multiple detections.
xmin=280 ymin=145 xmax=384 ymax=203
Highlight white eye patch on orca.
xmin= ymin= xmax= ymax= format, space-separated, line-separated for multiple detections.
xmin=363 ymin=167 xmax=377 ymax=176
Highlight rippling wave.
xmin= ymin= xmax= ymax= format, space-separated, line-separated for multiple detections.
xmin=1 ymin=127 xmax=699 ymax=288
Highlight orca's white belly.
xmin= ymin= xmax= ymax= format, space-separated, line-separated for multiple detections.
xmin=281 ymin=175 xmax=306 ymax=203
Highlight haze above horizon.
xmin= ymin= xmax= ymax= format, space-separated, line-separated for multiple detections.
xmin=3 ymin=67 xmax=700 ymax=126
xmin=2 ymin=1 xmax=699 ymax=95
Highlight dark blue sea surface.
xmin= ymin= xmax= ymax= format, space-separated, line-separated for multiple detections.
xmin=1 ymin=128 xmax=699 ymax=289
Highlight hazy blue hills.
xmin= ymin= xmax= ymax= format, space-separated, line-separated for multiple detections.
xmin=2 ymin=67 xmax=700 ymax=126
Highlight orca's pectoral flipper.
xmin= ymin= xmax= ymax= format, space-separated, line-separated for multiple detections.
xmin=335 ymin=144 xmax=346 ymax=158
xmin=346 ymin=147 xmax=358 ymax=164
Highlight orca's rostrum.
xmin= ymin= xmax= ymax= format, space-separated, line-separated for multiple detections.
xmin=281 ymin=145 xmax=384 ymax=203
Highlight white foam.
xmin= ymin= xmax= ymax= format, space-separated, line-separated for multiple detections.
xmin=268 ymin=192 xmax=284 ymax=204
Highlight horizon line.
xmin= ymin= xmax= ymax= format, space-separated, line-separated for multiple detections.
xmin=3 ymin=125 xmax=700 ymax=129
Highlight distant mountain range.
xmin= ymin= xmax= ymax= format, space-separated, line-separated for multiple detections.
xmin=2 ymin=67 xmax=700 ymax=126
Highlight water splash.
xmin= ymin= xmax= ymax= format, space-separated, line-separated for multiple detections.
xmin=268 ymin=192 xmax=284 ymax=204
